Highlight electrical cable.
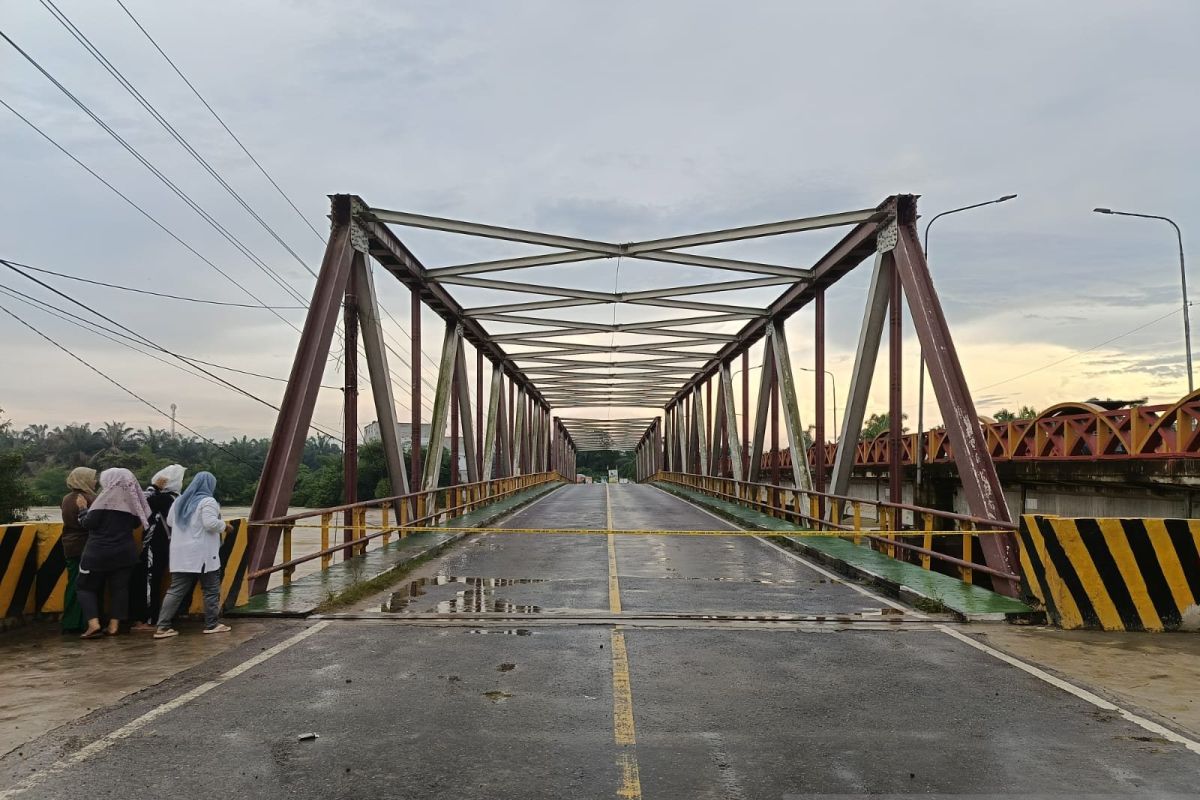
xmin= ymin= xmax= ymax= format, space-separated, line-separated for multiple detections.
xmin=0 ymin=299 xmax=260 ymax=469
xmin=1 ymin=260 xmax=343 ymax=440
xmin=2 ymin=259 xmax=306 ymax=309
xmin=0 ymin=98 xmax=303 ymax=333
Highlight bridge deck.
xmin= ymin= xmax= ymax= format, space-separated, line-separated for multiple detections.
xmin=3 ymin=484 xmax=1198 ymax=798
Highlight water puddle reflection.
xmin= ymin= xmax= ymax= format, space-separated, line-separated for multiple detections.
xmin=383 ymin=576 xmax=547 ymax=614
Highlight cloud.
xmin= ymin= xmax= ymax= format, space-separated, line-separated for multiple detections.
xmin=1 ymin=0 xmax=1197 ymax=442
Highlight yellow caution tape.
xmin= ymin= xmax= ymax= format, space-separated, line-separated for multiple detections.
xmin=268 ymin=524 xmax=1006 ymax=537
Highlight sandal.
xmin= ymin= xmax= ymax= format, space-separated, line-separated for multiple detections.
xmin=80 ymin=629 xmax=104 ymax=640
xmin=153 ymin=628 xmax=179 ymax=639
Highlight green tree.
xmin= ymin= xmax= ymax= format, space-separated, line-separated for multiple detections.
xmin=862 ymin=412 xmax=908 ymax=439
xmin=993 ymin=405 xmax=1038 ymax=422
xmin=0 ymin=450 xmax=35 ymax=523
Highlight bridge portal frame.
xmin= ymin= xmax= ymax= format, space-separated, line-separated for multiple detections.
xmin=246 ymin=193 xmax=1019 ymax=597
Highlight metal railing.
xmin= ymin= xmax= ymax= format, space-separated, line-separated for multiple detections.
xmin=652 ymin=471 xmax=1019 ymax=585
xmin=247 ymin=472 xmax=565 ymax=585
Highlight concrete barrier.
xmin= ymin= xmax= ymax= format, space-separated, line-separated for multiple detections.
xmin=1019 ymin=514 xmax=1200 ymax=632
xmin=1 ymin=519 xmax=251 ymax=628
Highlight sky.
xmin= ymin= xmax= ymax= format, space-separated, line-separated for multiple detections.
xmin=1 ymin=0 xmax=1198 ymax=446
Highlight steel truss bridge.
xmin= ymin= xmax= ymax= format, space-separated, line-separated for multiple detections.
xmin=245 ymin=193 xmax=1023 ymax=597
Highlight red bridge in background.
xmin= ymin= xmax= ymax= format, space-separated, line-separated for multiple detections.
xmin=760 ymin=391 xmax=1200 ymax=472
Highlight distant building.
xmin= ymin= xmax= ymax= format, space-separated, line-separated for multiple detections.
xmin=363 ymin=421 xmax=468 ymax=475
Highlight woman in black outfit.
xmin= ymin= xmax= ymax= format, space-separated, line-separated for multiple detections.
xmin=129 ymin=465 xmax=185 ymax=633
xmin=77 ymin=467 xmax=152 ymax=639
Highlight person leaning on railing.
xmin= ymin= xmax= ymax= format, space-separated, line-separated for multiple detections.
xmin=153 ymin=471 xmax=233 ymax=639
xmin=59 ymin=466 xmax=97 ymax=634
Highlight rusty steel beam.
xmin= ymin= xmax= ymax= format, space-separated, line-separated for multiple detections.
xmin=889 ymin=254 xmax=903 ymax=506
xmin=814 ymin=289 xmax=827 ymax=501
xmin=342 ymin=265 xmax=359 ymax=560
xmin=665 ymin=199 xmax=893 ymax=407
xmin=410 ymin=286 xmax=422 ymax=488
xmin=891 ymin=210 xmax=1020 ymax=595
xmin=246 ymin=202 xmax=356 ymax=594
xmin=356 ymin=203 xmax=548 ymax=408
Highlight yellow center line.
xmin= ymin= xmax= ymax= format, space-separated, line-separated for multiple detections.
xmin=606 ymin=483 xmax=642 ymax=799
xmin=606 ymin=483 xmax=622 ymax=614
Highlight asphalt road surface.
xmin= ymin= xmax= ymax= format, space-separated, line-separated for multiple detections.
xmin=3 ymin=483 xmax=1198 ymax=799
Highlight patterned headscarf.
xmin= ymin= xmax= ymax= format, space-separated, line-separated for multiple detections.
xmin=175 ymin=471 xmax=217 ymax=527
xmin=89 ymin=468 xmax=152 ymax=527
xmin=150 ymin=464 xmax=186 ymax=494
xmin=66 ymin=467 xmax=97 ymax=498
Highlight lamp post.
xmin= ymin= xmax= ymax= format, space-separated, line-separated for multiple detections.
xmin=798 ymin=366 xmax=839 ymax=444
xmin=917 ymin=194 xmax=1018 ymax=488
xmin=1094 ymin=208 xmax=1192 ymax=393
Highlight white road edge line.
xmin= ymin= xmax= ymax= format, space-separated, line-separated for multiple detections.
xmin=937 ymin=624 xmax=1200 ymax=756
xmin=641 ymin=485 xmax=1200 ymax=759
xmin=644 ymin=484 xmax=919 ymax=615
xmin=0 ymin=621 xmax=331 ymax=799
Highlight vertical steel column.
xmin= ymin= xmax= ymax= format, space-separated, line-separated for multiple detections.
xmin=450 ymin=348 xmax=460 ymax=486
xmin=768 ymin=323 xmax=813 ymax=491
xmin=410 ymin=287 xmax=422 ymax=487
xmin=829 ymin=251 xmax=891 ymax=500
xmin=353 ymin=252 xmax=410 ymax=515
xmin=422 ymin=323 xmax=459 ymax=491
xmin=748 ymin=342 xmax=775 ymax=482
xmin=742 ymin=350 xmax=750 ymax=478
xmin=814 ymin=289 xmax=827 ymax=500
xmin=454 ymin=339 xmax=479 ymax=483
xmin=693 ymin=384 xmax=709 ymax=475
xmin=720 ymin=367 xmax=739 ymax=484
xmin=512 ymin=385 xmax=527 ymax=476
xmin=705 ymin=377 xmax=713 ymax=463
xmin=482 ymin=366 xmax=503 ymax=481
xmin=653 ymin=416 xmax=663 ymax=475
xmin=342 ymin=265 xmax=359 ymax=560
xmin=892 ymin=216 xmax=1019 ymax=593
xmin=709 ymin=375 xmax=726 ymax=474
xmin=888 ymin=255 xmax=904 ymax=506
xmin=476 ymin=350 xmax=484 ymax=479
xmin=247 ymin=200 xmax=355 ymax=594
xmin=770 ymin=364 xmax=780 ymax=486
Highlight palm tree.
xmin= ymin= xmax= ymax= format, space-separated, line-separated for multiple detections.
xmin=52 ymin=424 xmax=102 ymax=466
xmin=21 ymin=424 xmax=49 ymax=447
xmin=100 ymin=421 xmax=135 ymax=454
xmin=138 ymin=426 xmax=170 ymax=453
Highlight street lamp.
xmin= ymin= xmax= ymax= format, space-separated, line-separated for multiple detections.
xmin=1093 ymin=208 xmax=1192 ymax=392
xmin=797 ymin=366 xmax=839 ymax=443
xmin=917 ymin=194 xmax=1018 ymax=487
xmin=732 ymin=362 xmax=839 ymax=442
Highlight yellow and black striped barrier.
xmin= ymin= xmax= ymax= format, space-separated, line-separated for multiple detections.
xmin=1019 ymin=515 xmax=1200 ymax=632
xmin=1 ymin=519 xmax=251 ymax=625
xmin=1 ymin=523 xmax=39 ymax=620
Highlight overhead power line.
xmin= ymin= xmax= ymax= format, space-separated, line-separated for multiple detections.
xmin=0 ymin=29 xmax=309 ymax=308
xmin=0 ymin=299 xmax=259 ymax=469
xmin=1 ymin=259 xmax=344 ymax=440
xmin=3 ymin=260 xmax=307 ymax=310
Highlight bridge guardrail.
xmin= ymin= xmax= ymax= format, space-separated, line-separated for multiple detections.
xmin=653 ymin=471 xmax=1019 ymax=586
xmin=247 ymin=472 xmax=565 ymax=587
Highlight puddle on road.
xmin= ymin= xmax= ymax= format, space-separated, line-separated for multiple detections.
xmin=383 ymin=575 xmax=548 ymax=614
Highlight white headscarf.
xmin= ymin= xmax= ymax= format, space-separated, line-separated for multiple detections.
xmin=89 ymin=467 xmax=152 ymax=528
xmin=150 ymin=464 xmax=186 ymax=494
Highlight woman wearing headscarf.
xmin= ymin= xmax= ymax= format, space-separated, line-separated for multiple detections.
xmin=154 ymin=471 xmax=232 ymax=638
xmin=77 ymin=468 xmax=151 ymax=639
xmin=128 ymin=464 xmax=185 ymax=633
xmin=59 ymin=467 xmax=97 ymax=633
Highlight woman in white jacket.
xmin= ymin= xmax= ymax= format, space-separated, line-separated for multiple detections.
xmin=154 ymin=472 xmax=232 ymax=638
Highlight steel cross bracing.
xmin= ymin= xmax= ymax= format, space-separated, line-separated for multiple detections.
xmin=246 ymin=193 xmax=1021 ymax=598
